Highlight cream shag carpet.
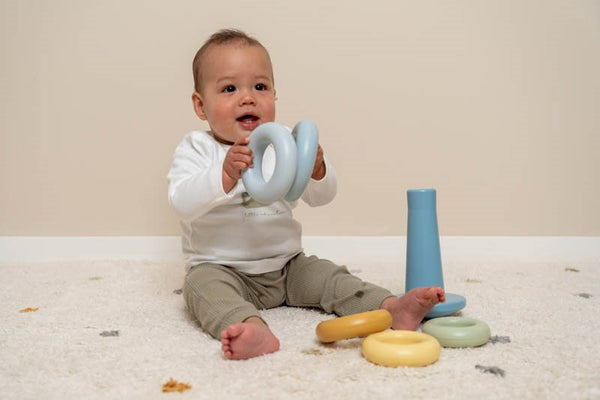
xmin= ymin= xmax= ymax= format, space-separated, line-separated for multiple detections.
xmin=1 ymin=256 xmax=599 ymax=400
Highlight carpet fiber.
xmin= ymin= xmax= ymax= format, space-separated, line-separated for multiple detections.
xmin=1 ymin=256 xmax=599 ymax=399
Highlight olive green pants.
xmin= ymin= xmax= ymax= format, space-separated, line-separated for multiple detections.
xmin=183 ymin=252 xmax=393 ymax=339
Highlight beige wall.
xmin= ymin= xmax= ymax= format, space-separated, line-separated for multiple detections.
xmin=1 ymin=0 xmax=599 ymax=236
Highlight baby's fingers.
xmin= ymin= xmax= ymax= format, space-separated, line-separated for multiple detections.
xmin=235 ymin=136 xmax=250 ymax=146
xmin=235 ymin=153 xmax=254 ymax=169
xmin=315 ymin=145 xmax=324 ymax=162
xmin=232 ymin=148 xmax=254 ymax=168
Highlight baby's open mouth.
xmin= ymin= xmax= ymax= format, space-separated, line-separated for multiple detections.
xmin=236 ymin=114 xmax=260 ymax=131
xmin=236 ymin=114 xmax=259 ymax=123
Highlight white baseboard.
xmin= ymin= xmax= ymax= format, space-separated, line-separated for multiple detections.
xmin=0 ymin=236 xmax=598 ymax=263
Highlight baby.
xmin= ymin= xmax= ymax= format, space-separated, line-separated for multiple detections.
xmin=167 ymin=29 xmax=445 ymax=360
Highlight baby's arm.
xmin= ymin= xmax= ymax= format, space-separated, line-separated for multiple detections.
xmin=302 ymin=144 xmax=337 ymax=206
xmin=222 ymin=137 xmax=254 ymax=193
xmin=168 ymin=133 xmax=241 ymax=221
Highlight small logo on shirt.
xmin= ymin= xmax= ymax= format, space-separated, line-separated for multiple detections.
xmin=243 ymin=209 xmax=286 ymax=219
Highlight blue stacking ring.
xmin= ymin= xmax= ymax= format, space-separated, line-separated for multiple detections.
xmin=242 ymin=121 xmax=319 ymax=204
xmin=284 ymin=120 xmax=319 ymax=202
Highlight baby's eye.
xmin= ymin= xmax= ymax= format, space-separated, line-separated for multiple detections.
xmin=222 ymin=85 xmax=236 ymax=93
xmin=255 ymin=83 xmax=267 ymax=91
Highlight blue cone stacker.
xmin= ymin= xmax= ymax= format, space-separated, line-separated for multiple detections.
xmin=401 ymin=188 xmax=465 ymax=319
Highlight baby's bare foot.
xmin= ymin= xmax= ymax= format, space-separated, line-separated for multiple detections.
xmin=381 ymin=287 xmax=445 ymax=330
xmin=220 ymin=317 xmax=280 ymax=360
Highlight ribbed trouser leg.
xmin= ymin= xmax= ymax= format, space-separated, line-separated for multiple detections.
xmin=183 ymin=263 xmax=287 ymax=339
xmin=285 ymin=253 xmax=393 ymax=316
xmin=184 ymin=264 xmax=259 ymax=339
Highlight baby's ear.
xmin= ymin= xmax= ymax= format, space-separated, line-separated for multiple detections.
xmin=192 ymin=92 xmax=207 ymax=120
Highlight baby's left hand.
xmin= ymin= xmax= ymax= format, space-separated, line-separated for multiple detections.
xmin=311 ymin=145 xmax=326 ymax=180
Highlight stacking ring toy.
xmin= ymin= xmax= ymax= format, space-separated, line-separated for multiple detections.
xmin=422 ymin=317 xmax=490 ymax=348
xmin=241 ymin=120 xmax=319 ymax=204
xmin=362 ymin=330 xmax=441 ymax=367
xmin=316 ymin=310 xmax=392 ymax=343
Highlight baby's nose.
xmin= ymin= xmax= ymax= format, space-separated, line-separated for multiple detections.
xmin=239 ymin=92 xmax=256 ymax=105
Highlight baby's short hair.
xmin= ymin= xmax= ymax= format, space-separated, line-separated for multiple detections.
xmin=192 ymin=29 xmax=267 ymax=93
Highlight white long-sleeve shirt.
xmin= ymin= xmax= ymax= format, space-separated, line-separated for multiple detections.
xmin=167 ymin=130 xmax=337 ymax=274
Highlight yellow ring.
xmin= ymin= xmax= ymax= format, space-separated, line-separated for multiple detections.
xmin=316 ymin=310 xmax=392 ymax=343
xmin=362 ymin=330 xmax=441 ymax=367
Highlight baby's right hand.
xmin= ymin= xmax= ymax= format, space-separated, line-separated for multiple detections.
xmin=222 ymin=136 xmax=254 ymax=192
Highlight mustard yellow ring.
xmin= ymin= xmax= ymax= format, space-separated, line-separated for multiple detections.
xmin=362 ymin=330 xmax=441 ymax=367
xmin=316 ymin=310 xmax=392 ymax=343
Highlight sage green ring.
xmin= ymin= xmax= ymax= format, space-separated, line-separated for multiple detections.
xmin=422 ymin=317 xmax=490 ymax=348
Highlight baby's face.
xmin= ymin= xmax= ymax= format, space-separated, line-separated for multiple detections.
xmin=194 ymin=43 xmax=276 ymax=144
